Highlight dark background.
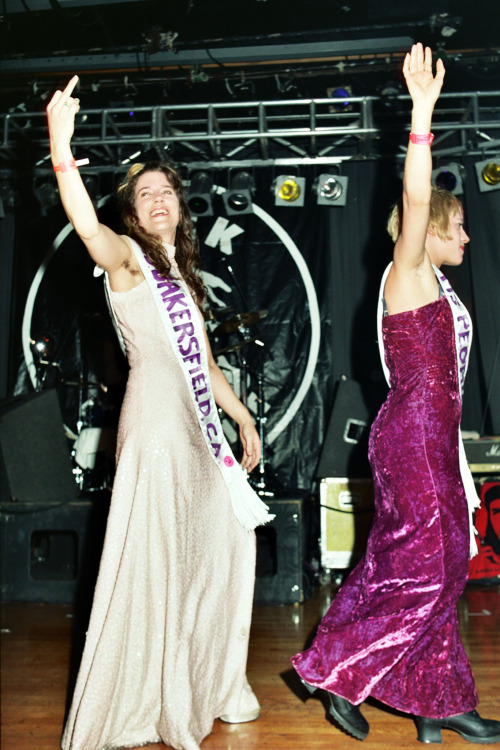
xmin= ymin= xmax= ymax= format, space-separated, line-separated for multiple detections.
xmin=1 ymin=0 xmax=499 ymax=494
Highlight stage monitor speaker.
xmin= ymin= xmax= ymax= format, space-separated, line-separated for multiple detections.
xmin=316 ymin=376 xmax=371 ymax=478
xmin=254 ymin=495 xmax=315 ymax=605
xmin=0 ymin=389 xmax=77 ymax=503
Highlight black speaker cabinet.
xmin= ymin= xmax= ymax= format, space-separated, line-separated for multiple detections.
xmin=316 ymin=376 xmax=371 ymax=478
xmin=0 ymin=499 xmax=109 ymax=602
xmin=254 ymin=495 xmax=314 ymax=605
xmin=0 ymin=389 xmax=77 ymax=503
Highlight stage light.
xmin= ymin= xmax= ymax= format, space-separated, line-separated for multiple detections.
xmin=327 ymin=85 xmax=352 ymax=112
xmin=315 ymin=174 xmax=349 ymax=206
xmin=475 ymin=159 xmax=500 ymax=192
xmin=222 ymin=170 xmax=255 ymax=215
xmin=187 ymin=170 xmax=214 ymax=216
xmin=273 ymin=175 xmax=306 ymax=207
xmin=432 ymin=163 xmax=464 ymax=195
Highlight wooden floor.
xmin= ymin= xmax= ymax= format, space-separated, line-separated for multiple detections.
xmin=1 ymin=582 xmax=500 ymax=750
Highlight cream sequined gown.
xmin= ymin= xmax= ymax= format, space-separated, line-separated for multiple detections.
xmin=61 ymin=259 xmax=259 ymax=750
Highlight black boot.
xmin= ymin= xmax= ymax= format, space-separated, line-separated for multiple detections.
xmin=416 ymin=710 xmax=500 ymax=744
xmin=300 ymin=679 xmax=369 ymax=741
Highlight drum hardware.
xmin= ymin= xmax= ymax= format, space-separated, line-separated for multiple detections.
xmin=249 ymin=364 xmax=283 ymax=497
xmin=214 ymin=323 xmax=279 ymax=496
xmin=214 ymin=337 xmax=259 ymax=357
xmin=70 ymin=394 xmax=115 ymax=494
xmin=63 ymin=362 xmax=113 ymax=493
xmin=30 ymin=334 xmax=61 ymax=391
xmin=62 ymin=378 xmax=108 ymax=391
xmin=62 ymin=373 xmax=108 ymax=434
xmin=213 ymin=309 xmax=268 ymax=337
xmin=213 ymin=255 xmax=278 ymax=494
xmin=204 ymin=306 xmax=234 ymax=321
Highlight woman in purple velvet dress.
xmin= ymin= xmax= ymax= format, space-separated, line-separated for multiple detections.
xmin=291 ymin=43 xmax=500 ymax=744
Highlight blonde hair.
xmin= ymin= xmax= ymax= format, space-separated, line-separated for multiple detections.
xmin=387 ymin=187 xmax=463 ymax=243
xmin=117 ymin=161 xmax=205 ymax=308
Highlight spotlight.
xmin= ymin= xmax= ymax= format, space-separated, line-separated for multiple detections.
xmin=222 ymin=171 xmax=255 ymax=215
xmin=432 ymin=163 xmax=464 ymax=195
xmin=315 ymin=174 xmax=349 ymax=206
xmin=187 ymin=171 xmax=213 ymax=216
xmin=474 ymin=158 xmax=500 ymax=193
xmin=327 ymin=85 xmax=352 ymax=112
xmin=273 ymin=175 xmax=306 ymax=207
xmin=30 ymin=333 xmax=54 ymax=360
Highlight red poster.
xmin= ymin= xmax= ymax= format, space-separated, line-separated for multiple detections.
xmin=469 ymin=480 xmax=500 ymax=583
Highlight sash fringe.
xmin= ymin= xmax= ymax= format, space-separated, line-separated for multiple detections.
xmin=227 ymin=472 xmax=275 ymax=532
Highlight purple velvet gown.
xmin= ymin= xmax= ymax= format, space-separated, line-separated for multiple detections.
xmin=292 ymin=295 xmax=479 ymax=719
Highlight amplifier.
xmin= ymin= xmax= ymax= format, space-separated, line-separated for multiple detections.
xmin=320 ymin=478 xmax=374 ymax=570
xmin=463 ymin=438 xmax=500 ymax=473
xmin=254 ymin=494 xmax=316 ymax=605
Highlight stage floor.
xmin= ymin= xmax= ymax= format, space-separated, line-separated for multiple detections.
xmin=1 ymin=583 xmax=499 ymax=749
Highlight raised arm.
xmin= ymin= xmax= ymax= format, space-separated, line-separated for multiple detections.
xmin=385 ymin=44 xmax=446 ymax=313
xmin=47 ymin=76 xmax=130 ymax=273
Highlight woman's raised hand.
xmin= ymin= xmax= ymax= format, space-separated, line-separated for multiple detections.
xmin=46 ymin=75 xmax=81 ymax=147
xmin=403 ymin=43 xmax=445 ymax=110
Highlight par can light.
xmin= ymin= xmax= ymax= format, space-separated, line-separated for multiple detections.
xmin=474 ymin=158 xmax=500 ymax=193
xmin=431 ymin=163 xmax=463 ymax=195
xmin=316 ymin=174 xmax=349 ymax=206
xmin=482 ymin=162 xmax=500 ymax=186
xmin=274 ymin=175 xmax=306 ymax=207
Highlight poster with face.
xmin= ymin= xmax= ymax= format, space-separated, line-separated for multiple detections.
xmin=469 ymin=480 xmax=500 ymax=583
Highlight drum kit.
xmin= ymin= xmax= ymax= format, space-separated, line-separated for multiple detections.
xmin=30 ymin=301 xmax=280 ymax=496
xmin=206 ymin=305 xmax=281 ymax=496
xmin=63 ymin=377 xmax=116 ymax=494
xmin=30 ymin=334 xmax=116 ymax=494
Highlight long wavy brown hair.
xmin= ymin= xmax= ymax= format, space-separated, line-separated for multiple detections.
xmin=117 ymin=161 xmax=206 ymax=308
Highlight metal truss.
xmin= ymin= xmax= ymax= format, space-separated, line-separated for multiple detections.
xmin=2 ymin=90 xmax=500 ymax=177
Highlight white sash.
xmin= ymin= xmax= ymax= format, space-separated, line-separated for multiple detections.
xmin=98 ymin=237 xmax=274 ymax=532
xmin=376 ymin=262 xmax=480 ymax=557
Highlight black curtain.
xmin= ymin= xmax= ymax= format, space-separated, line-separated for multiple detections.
xmin=7 ymin=159 xmax=499 ymax=494
xmin=461 ymin=156 xmax=500 ymax=434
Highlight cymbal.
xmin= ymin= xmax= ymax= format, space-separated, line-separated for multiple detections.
xmin=62 ymin=378 xmax=104 ymax=389
xmin=213 ymin=310 xmax=268 ymax=336
xmin=214 ymin=337 xmax=258 ymax=356
xmin=204 ymin=306 xmax=234 ymax=321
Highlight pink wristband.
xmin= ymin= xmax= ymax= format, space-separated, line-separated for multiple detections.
xmin=409 ymin=133 xmax=434 ymax=145
xmin=53 ymin=158 xmax=89 ymax=173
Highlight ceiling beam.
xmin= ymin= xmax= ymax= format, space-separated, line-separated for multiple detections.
xmin=0 ymin=36 xmax=414 ymax=75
